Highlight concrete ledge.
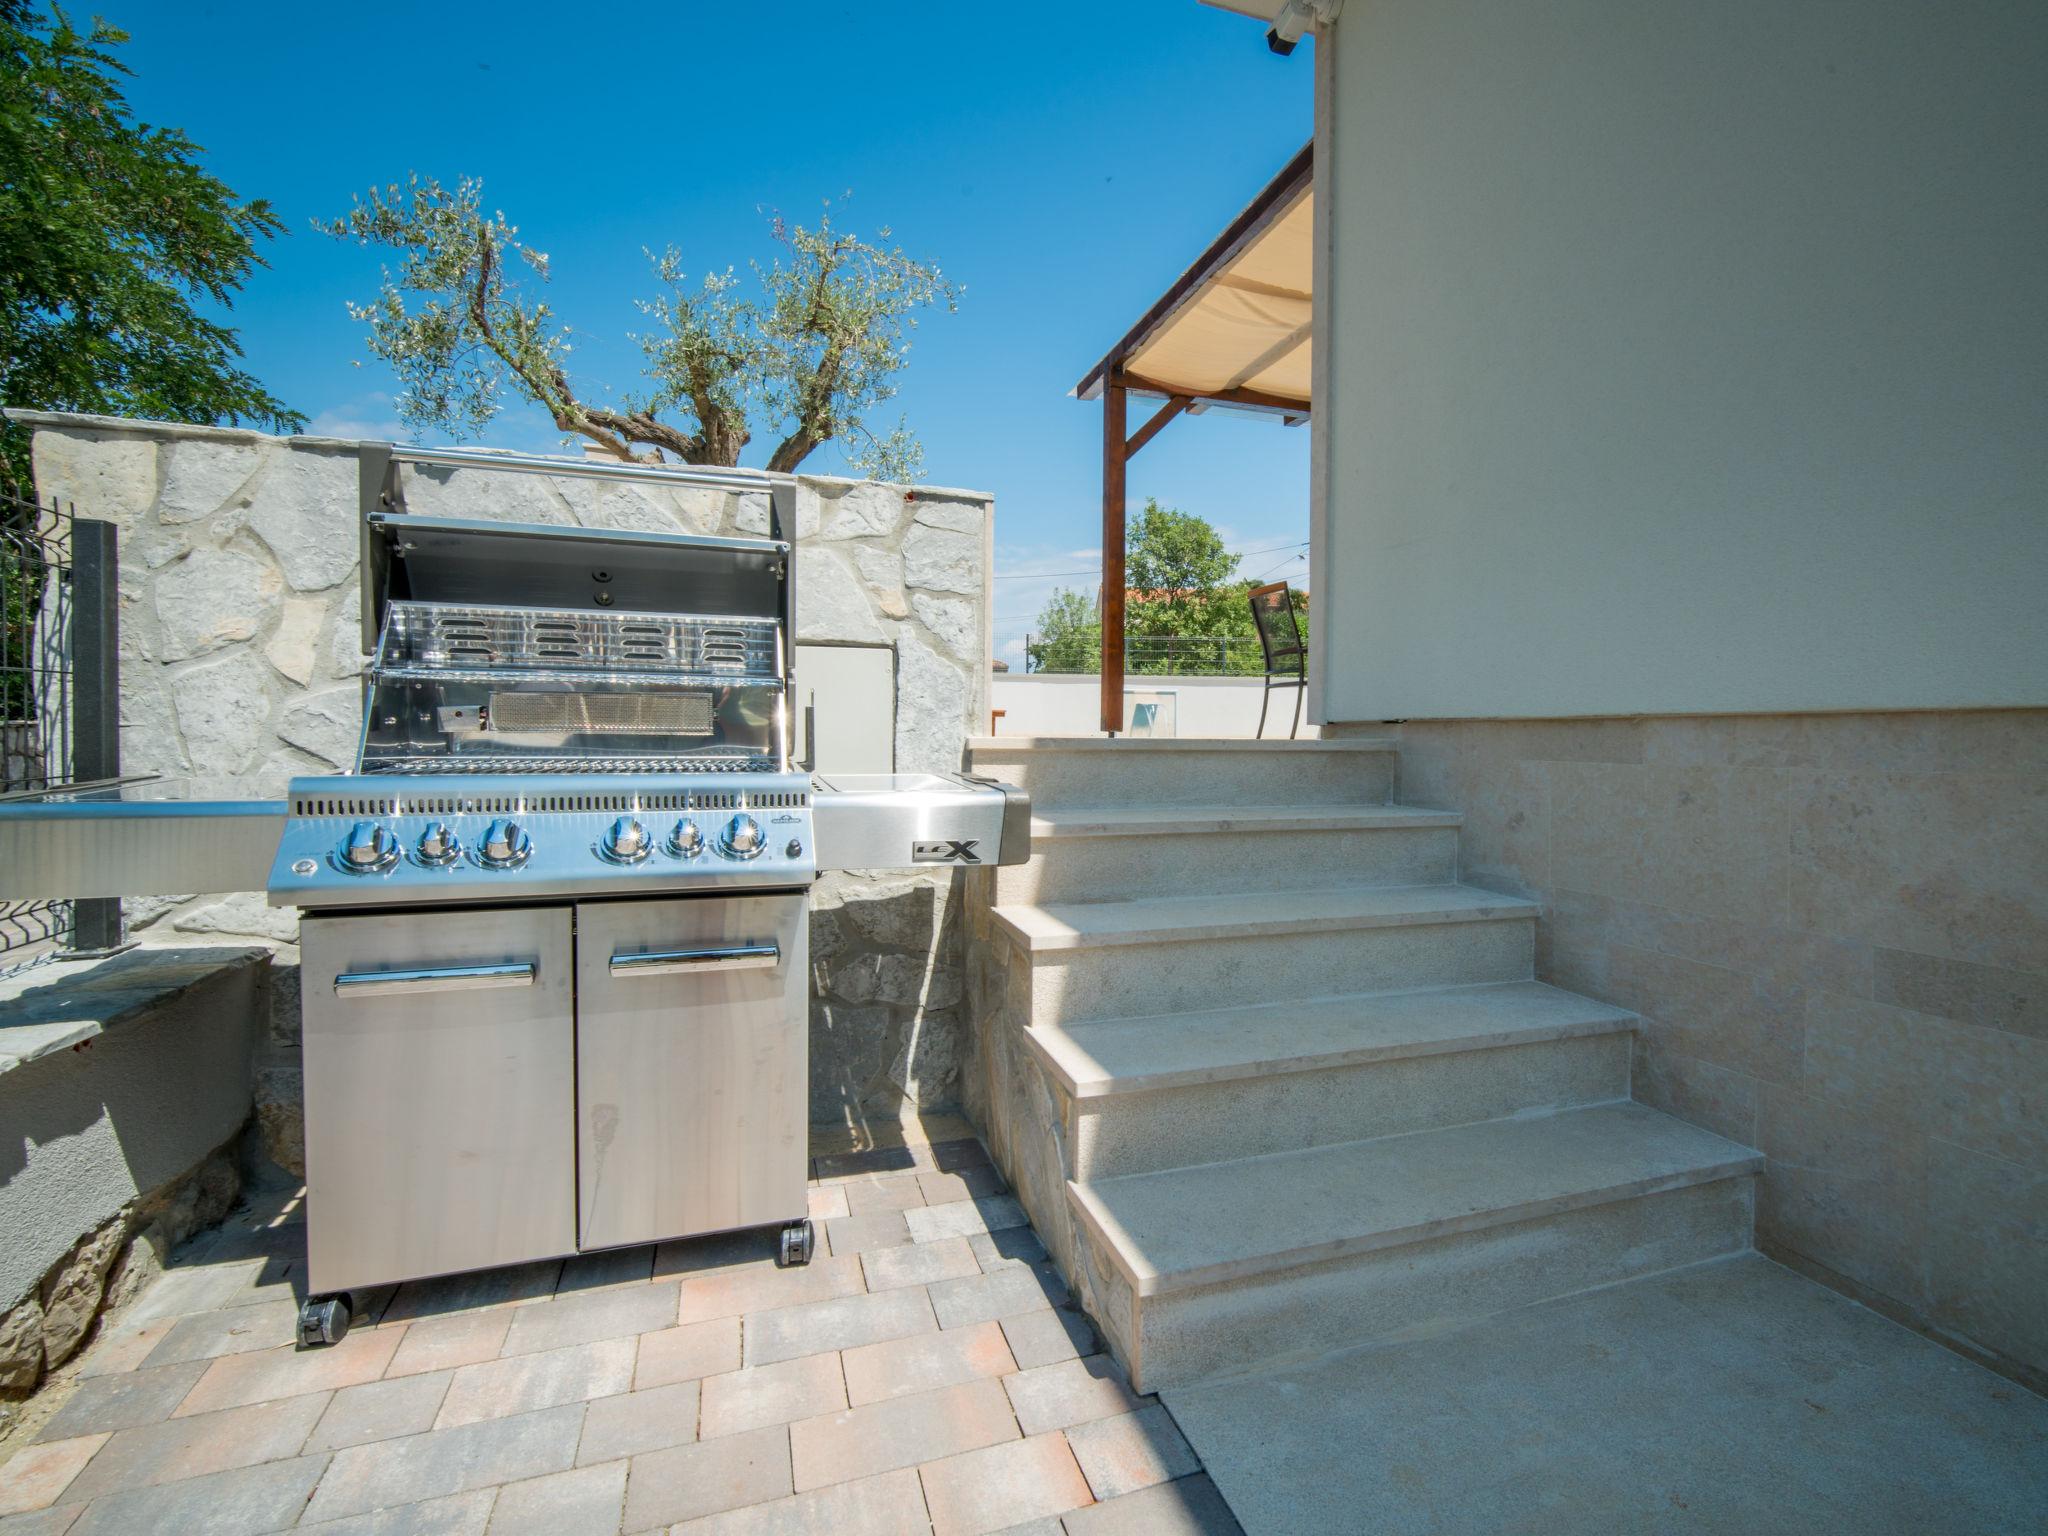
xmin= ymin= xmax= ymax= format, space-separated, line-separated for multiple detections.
xmin=0 ymin=948 xmax=267 ymax=1076
xmin=0 ymin=947 xmax=266 ymax=1310
xmin=968 ymin=735 xmax=1395 ymax=753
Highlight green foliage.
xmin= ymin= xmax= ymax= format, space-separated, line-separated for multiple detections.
xmin=0 ymin=5 xmax=301 ymax=484
xmin=1 ymin=530 xmax=43 ymax=719
xmin=325 ymin=182 xmax=954 ymax=480
xmin=1027 ymin=499 xmax=1308 ymax=676
xmin=1024 ymin=587 xmax=1097 ymax=674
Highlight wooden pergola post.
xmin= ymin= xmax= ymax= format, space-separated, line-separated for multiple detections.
xmin=1101 ymin=376 xmax=1127 ymax=735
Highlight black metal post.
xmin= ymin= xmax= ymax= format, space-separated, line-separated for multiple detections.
xmin=67 ymin=517 xmax=127 ymax=955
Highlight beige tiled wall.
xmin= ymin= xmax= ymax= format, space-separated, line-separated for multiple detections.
xmin=1363 ymin=711 xmax=2048 ymax=1388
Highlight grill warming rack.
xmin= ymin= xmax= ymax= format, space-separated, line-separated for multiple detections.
xmin=380 ymin=602 xmax=780 ymax=676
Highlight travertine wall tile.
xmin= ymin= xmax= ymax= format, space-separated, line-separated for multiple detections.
xmin=1377 ymin=709 xmax=2048 ymax=1383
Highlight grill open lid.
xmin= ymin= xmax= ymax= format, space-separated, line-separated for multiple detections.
xmin=356 ymin=444 xmax=799 ymax=652
xmin=361 ymin=514 xmax=790 ymax=652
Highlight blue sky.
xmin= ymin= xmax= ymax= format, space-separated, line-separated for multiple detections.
xmin=115 ymin=1 xmax=1312 ymax=664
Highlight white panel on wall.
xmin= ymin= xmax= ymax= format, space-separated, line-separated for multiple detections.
xmin=1317 ymin=0 xmax=2048 ymax=721
xmin=794 ymin=643 xmax=895 ymax=773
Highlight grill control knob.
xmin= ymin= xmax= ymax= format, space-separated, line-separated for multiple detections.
xmin=340 ymin=821 xmax=399 ymax=874
xmin=719 ymin=813 xmax=764 ymax=860
xmin=415 ymin=822 xmax=460 ymax=866
xmin=603 ymin=816 xmax=650 ymax=864
xmin=479 ymin=818 xmax=532 ymax=869
xmin=669 ymin=819 xmax=705 ymax=858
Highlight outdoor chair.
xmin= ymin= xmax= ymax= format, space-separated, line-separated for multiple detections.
xmin=1248 ymin=579 xmax=1306 ymax=739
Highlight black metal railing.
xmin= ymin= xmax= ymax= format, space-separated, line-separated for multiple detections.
xmin=1 ymin=488 xmax=122 ymax=971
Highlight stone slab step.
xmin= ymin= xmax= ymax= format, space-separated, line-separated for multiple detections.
xmin=966 ymin=736 xmax=1397 ymax=810
xmin=999 ymin=804 xmax=1463 ymax=905
xmin=991 ymin=883 xmax=1539 ymax=954
xmin=1029 ymin=981 xmax=1636 ymax=1100
xmin=1069 ymin=1102 xmax=1762 ymax=1300
xmin=1027 ymin=803 xmax=1457 ymax=839
xmin=1001 ymin=885 xmax=1540 ymax=1024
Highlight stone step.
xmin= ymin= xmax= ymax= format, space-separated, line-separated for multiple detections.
xmin=995 ymin=803 xmax=1463 ymax=906
xmin=966 ymin=736 xmax=1396 ymax=811
xmin=1030 ymin=982 xmax=1639 ymax=1181
xmin=992 ymin=884 xmax=1539 ymax=1024
xmin=1067 ymin=1102 xmax=1763 ymax=1391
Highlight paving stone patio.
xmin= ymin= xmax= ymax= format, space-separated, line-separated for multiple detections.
xmin=0 ymin=1133 xmax=1239 ymax=1535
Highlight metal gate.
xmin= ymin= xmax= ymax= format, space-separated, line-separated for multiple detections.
xmin=1 ymin=489 xmax=121 ymax=972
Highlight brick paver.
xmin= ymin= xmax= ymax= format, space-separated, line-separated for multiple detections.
xmin=0 ymin=1130 xmax=1235 ymax=1535
xmin=0 ymin=1435 xmax=107 ymax=1516
xmin=860 ymin=1235 xmax=981 ymax=1293
xmin=1065 ymin=1402 xmax=1201 ymax=1500
xmin=841 ymin=1173 xmax=928 ymax=1215
xmin=487 ymin=1459 xmax=627 ymax=1534
xmin=299 ymin=1405 xmax=583 ymax=1524
xmin=635 ymin=1318 xmax=743 ymax=1389
xmin=788 ymin=1376 xmax=1018 ymax=1491
xmin=1001 ymin=1306 xmax=1097 ymax=1370
xmin=383 ymin=1307 xmax=512 ymax=1379
xmin=743 ymin=1285 xmax=935 ymax=1366
xmin=304 ymin=1371 xmax=451 ymax=1453
xmin=918 ymin=1430 xmax=1095 ymax=1536
xmin=903 ymin=1194 xmax=1030 ymax=1244
xmin=698 ymin=1354 xmax=845 ymax=1439
xmin=670 ymin=1466 xmax=927 ymax=1535
xmin=577 ymin=1379 xmax=700 ymax=1465
xmin=841 ymin=1320 xmax=1016 ymax=1405
xmin=1003 ymin=1355 xmax=1148 ymax=1436
xmin=32 ymin=1363 xmax=204 ymax=1442
xmin=434 ymin=1337 xmax=635 ymax=1428
xmin=621 ymin=1423 xmax=790 ymax=1532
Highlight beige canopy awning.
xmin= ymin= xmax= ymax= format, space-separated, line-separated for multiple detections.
xmin=1076 ymin=143 xmax=1313 ymax=733
xmin=1076 ymin=142 xmax=1312 ymax=415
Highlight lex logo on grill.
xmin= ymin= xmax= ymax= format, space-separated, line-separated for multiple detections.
xmin=913 ymin=839 xmax=981 ymax=864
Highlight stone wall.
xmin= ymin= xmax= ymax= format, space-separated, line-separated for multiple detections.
xmin=1345 ymin=710 xmax=2048 ymax=1389
xmin=19 ymin=411 xmax=995 ymax=1140
xmin=0 ymin=947 xmax=264 ymax=1428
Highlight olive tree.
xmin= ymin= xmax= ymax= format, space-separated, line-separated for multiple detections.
xmin=323 ymin=176 xmax=954 ymax=480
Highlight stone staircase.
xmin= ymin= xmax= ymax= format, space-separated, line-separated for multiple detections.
xmin=964 ymin=737 xmax=1763 ymax=1393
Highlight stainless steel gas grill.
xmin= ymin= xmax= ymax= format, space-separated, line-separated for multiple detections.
xmin=246 ymin=448 xmax=1030 ymax=1347
xmin=0 ymin=447 xmax=1030 ymax=1349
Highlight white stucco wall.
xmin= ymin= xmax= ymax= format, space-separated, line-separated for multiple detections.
xmin=1313 ymin=0 xmax=2048 ymax=722
xmin=991 ymin=673 xmax=1318 ymax=739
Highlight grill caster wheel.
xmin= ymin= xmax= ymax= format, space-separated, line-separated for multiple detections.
xmin=778 ymin=1220 xmax=815 ymax=1268
xmin=298 ymin=1294 xmax=352 ymax=1349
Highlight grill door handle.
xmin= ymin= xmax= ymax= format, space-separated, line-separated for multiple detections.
xmin=334 ymin=962 xmax=537 ymax=997
xmin=609 ymin=943 xmax=780 ymax=977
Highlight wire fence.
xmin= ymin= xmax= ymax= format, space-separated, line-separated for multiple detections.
xmin=2 ymin=490 xmax=77 ymax=968
xmin=1 ymin=488 xmax=122 ymax=974
xmin=1023 ymin=633 xmax=1274 ymax=676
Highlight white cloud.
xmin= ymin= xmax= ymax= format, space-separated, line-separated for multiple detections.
xmin=306 ymin=392 xmax=404 ymax=442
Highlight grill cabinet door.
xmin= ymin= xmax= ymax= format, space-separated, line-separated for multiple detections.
xmin=574 ymin=893 xmax=808 ymax=1251
xmin=299 ymin=906 xmax=576 ymax=1293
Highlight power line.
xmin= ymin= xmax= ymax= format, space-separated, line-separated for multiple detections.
xmin=992 ymin=537 xmax=1308 ymax=581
